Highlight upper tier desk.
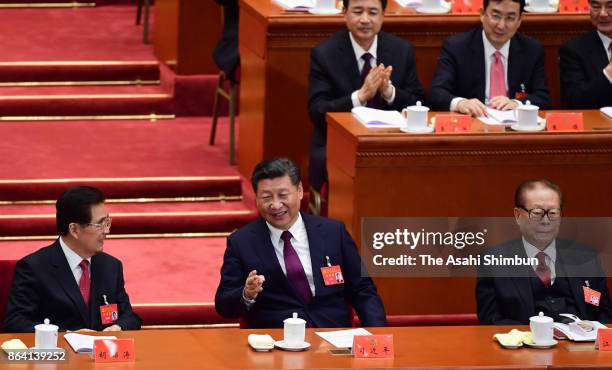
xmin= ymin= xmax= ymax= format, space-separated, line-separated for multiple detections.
xmin=238 ymin=0 xmax=591 ymax=185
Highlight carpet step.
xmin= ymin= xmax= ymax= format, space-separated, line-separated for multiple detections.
xmin=0 ymin=2 xmax=94 ymax=8
xmin=0 ymin=60 xmax=160 ymax=84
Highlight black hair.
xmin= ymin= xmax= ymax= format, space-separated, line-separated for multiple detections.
xmin=514 ymin=179 xmax=563 ymax=209
xmin=251 ymin=158 xmax=301 ymax=192
xmin=56 ymin=186 xmax=105 ymax=236
xmin=483 ymin=0 xmax=526 ymax=14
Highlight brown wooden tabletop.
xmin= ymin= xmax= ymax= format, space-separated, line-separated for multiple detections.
xmin=1 ymin=326 xmax=610 ymax=369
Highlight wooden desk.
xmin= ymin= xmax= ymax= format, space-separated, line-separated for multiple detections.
xmin=238 ymin=0 xmax=591 ymax=184
xmin=326 ymin=110 xmax=612 ymax=315
xmin=1 ymin=327 xmax=610 ymax=369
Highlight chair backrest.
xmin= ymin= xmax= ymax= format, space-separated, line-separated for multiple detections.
xmin=0 ymin=260 xmax=18 ymax=332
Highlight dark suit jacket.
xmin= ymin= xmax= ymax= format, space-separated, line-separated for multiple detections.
xmin=212 ymin=0 xmax=240 ymax=79
xmin=4 ymin=240 xmax=141 ymax=332
xmin=476 ymin=239 xmax=612 ymax=325
xmin=307 ymin=30 xmax=424 ymax=189
xmin=215 ymin=212 xmax=387 ymax=328
xmin=428 ymin=27 xmax=551 ymax=111
xmin=560 ymin=30 xmax=612 ymax=109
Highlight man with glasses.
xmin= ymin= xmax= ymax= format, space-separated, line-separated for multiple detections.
xmin=215 ymin=158 xmax=386 ymax=328
xmin=4 ymin=186 xmax=141 ymax=332
xmin=560 ymin=0 xmax=612 ymax=108
xmin=428 ymin=0 xmax=550 ymax=116
xmin=476 ymin=180 xmax=612 ymax=324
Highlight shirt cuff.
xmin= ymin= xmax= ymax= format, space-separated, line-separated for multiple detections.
xmin=604 ymin=68 xmax=612 ymax=84
xmin=243 ymin=288 xmax=256 ymax=309
xmin=351 ymin=90 xmax=364 ymax=107
xmin=450 ymin=97 xmax=466 ymax=112
xmin=383 ymin=83 xmax=395 ymax=104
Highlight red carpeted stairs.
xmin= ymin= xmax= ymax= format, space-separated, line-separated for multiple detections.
xmin=0 ymin=3 xmax=248 ymax=328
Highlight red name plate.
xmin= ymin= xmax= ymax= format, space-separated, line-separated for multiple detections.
xmin=94 ymin=338 xmax=136 ymax=363
xmin=435 ymin=114 xmax=471 ymax=133
xmin=558 ymin=0 xmax=589 ymax=12
xmin=597 ymin=329 xmax=612 ymax=351
xmin=451 ymin=0 xmax=483 ymax=13
xmin=353 ymin=335 xmax=394 ymax=358
xmin=546 ymin=113 xmax=584 ymax=131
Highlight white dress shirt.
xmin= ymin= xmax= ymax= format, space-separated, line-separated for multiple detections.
xmin=266 ymin=213 xmax=316 ymax=296
xmin=522 ymin=237 xmax=557 ymax=284
xmin=450 ymin=32 xmax=512 ymax=111
xmin=348 ymin=32 xmax=396 ymax=107
xmin=59 ymin=236 xmax=91 ymax=286
xmin=596 ymin=31 xmax=612 ymax=84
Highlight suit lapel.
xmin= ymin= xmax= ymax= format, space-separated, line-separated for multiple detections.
xmin=89 ymin=255 xmax=103 ymax=327
xmin=556 ymin=243 xmax=590 ymax=319
xmin=587 ymin=30 xmax=610 ymax=71
xmin=508 ymin=241 xmax=536 ymax=319
xmin=338 ymin=31 xmax=363 ymax=92
xmin=251 ymin=218 xmax=295 ymax=295
xmin=302 ymin=213 xmax=325 ymax=297
xmin=50 ymin=241 xmax=90 ymax=326
xmin=470 ymin=30 xmax=487 ymax=101
xmin=507 ymin=37 xmax=522 ymax=98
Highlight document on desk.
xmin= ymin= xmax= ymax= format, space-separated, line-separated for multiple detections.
xmin=273 ymin=0 xmax=313 ymax=9
xmin=478 ymin=108 xmax=517 ymax=125
xmin=316 ymin=328 xmax=372 ymax=348
xmin=352 ymin=107 xmax=406 ymax=128
xmin=64 ymin=333 xmax=117 ymax=353
xmin=394 ymin=0 xmax=422 ymax=7
xmin=601 ymin=107 xmax=612 ymax=119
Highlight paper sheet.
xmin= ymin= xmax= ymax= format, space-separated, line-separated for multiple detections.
xmin=64 ymin=333 xmax=117 ymax=353
xmin=273 ymin=0 xmax=314 ymax=9
xmin=352 ymin=107 xmax=406 ymax=128
xmin=477 ymin=107 xmax=517 ymax=125
xmin=315 ymin=328 xmax=372 ymax=348
xmin=601 ymin=107 xmax=612 ymax=119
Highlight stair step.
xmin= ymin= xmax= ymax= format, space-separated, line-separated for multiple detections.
xmin=0 ymin=60 xmax=160 ymax=83
xmin=0 ymin=1 xmax=94 ymax=8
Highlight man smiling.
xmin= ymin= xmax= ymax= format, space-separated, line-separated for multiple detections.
xmin=428 ymin=0 xmax=550 ymax=116
xmin=215 ymin=158 xmax=386 ymax=328
xmin=307 ymin=0 xmax=423 ymax=192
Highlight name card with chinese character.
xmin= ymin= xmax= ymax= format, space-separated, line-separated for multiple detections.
xmin=546 ymin=113 xmax=584 ymax=132
xmin=353 ymin=335 xmax=394 ymax=358
xmin=558 ymin=0 xmax=588 ymax=12
xmin=451 ymin=0 xmax=483 ymax=13
xmin=596 ymin=329 xmax=612 ymax=351
xmin=435 ymin=114 xmax=471 ymax=133
xmin=93 ymin=338 xmax=135 ymax=363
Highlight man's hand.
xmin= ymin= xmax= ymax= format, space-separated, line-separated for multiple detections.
xmin=605 ymin=60 xmax=612 ymax=79
xmin=457 ymin=98 xmax=488 ymax=117
xmin=357 ymin=66 xmax=385 ymax=104
xmin=102 ymin=324 xmax=122 ymax=332
xmin=243 ymin=270 xmax=265 ymax=300
xmin=489 ymin=96 xmax=518 ymax=110
xmin=378 ymin=65 xmax=394 ymax=99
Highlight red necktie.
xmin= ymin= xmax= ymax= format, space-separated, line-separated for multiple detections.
xmin=535 ymin=252 xmax=551 ymax=288
xmin=79 ymin=260 xmax=90 ymax=306
xmin=489 ymin=51 xmax=507 ymax=100
xmin=281 ymin=231 xmax=312 ymax=304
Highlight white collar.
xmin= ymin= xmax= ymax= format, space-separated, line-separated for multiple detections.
xmin=597 ymin=30 xmax=612 ymax=53
xmin=349 ymin=32 xmax=378 ymax=62
xmin=266 ymin=212 xmax=306 ymax=244
xmin=522 ymin=237 xmax=557 ymax=263
xmin=59 ymin=236 xmax=91 ymax=270
xmin=482 ymin=30 xmax=510 ymax=60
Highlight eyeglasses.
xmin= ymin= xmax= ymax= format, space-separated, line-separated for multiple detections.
xmin=519 ymin=207 xmax=561 ymax=221
xmin=83 ymin=216 xmax=112 ymax=230
xmin=486 ymin=11 xmax=519 ymax=24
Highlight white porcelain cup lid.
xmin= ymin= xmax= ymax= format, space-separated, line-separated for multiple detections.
xmin=518 ymin=100 xmax=539 ymax=111
xmin=35 ymin=318 xmax=59 ymax=332
xmin=406 ymin=101 xmax=430 ymax=112
xmin=284 ymin=312 xmax=306 ymax=325
xmin=530 ymin=311 xmax=553 ymax=323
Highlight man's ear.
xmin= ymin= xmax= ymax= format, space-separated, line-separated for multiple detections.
xmin=513 ymin=207 xmax=522 ymax=225
xmin=68 ymin=223 xmax=80 ymax=239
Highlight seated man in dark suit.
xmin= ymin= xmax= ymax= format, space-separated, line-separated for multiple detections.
xmin=308 ymin=0 xmax=424 ymax=191
xmin=428 ymin=0 xmax=550 ymax=116
xmin=476 ymin=180 xmax=612 ymax=324
xmin=559 ymin=0 xmax=612 ymax=109
xmin=215 ymin=158 xmax=387 ymax=328
xmin=212 ymin=0 xmax=240 ymax=80
xmin=4 ymin=186 xmax=141 ymax=332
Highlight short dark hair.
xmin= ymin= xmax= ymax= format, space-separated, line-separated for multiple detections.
xmin=251 ymin=158 xmax=301 ymax=192
xmin=56 ymin=186 xmax=105 ymax=236
xmin=483 ymin=0 xmax=525 ymax=14
xmin=343 ymin=0 xmax=388 ymax=11
xmin=514 ymin=179 xmax=563 ymax=209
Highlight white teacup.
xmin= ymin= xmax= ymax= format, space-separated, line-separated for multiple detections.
xmin=402 ymin=101 xmax=430 ymax=130
xmin=316 ymin=0 xmax=336 ymax=9
xmin=421 ymin=0 xmax=441 ymax=9
xmin=283 ymin=312 xmax=306 ymax=347
xmin=517 ymin=100 xmax=539 ymax=127
xmin=530 ymin=0 xmax=550 ymax=9
xmin=530 ymin=312 xmax=553 ymax=344
xmin=34 ymin=318 xmax=58 ymax=349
